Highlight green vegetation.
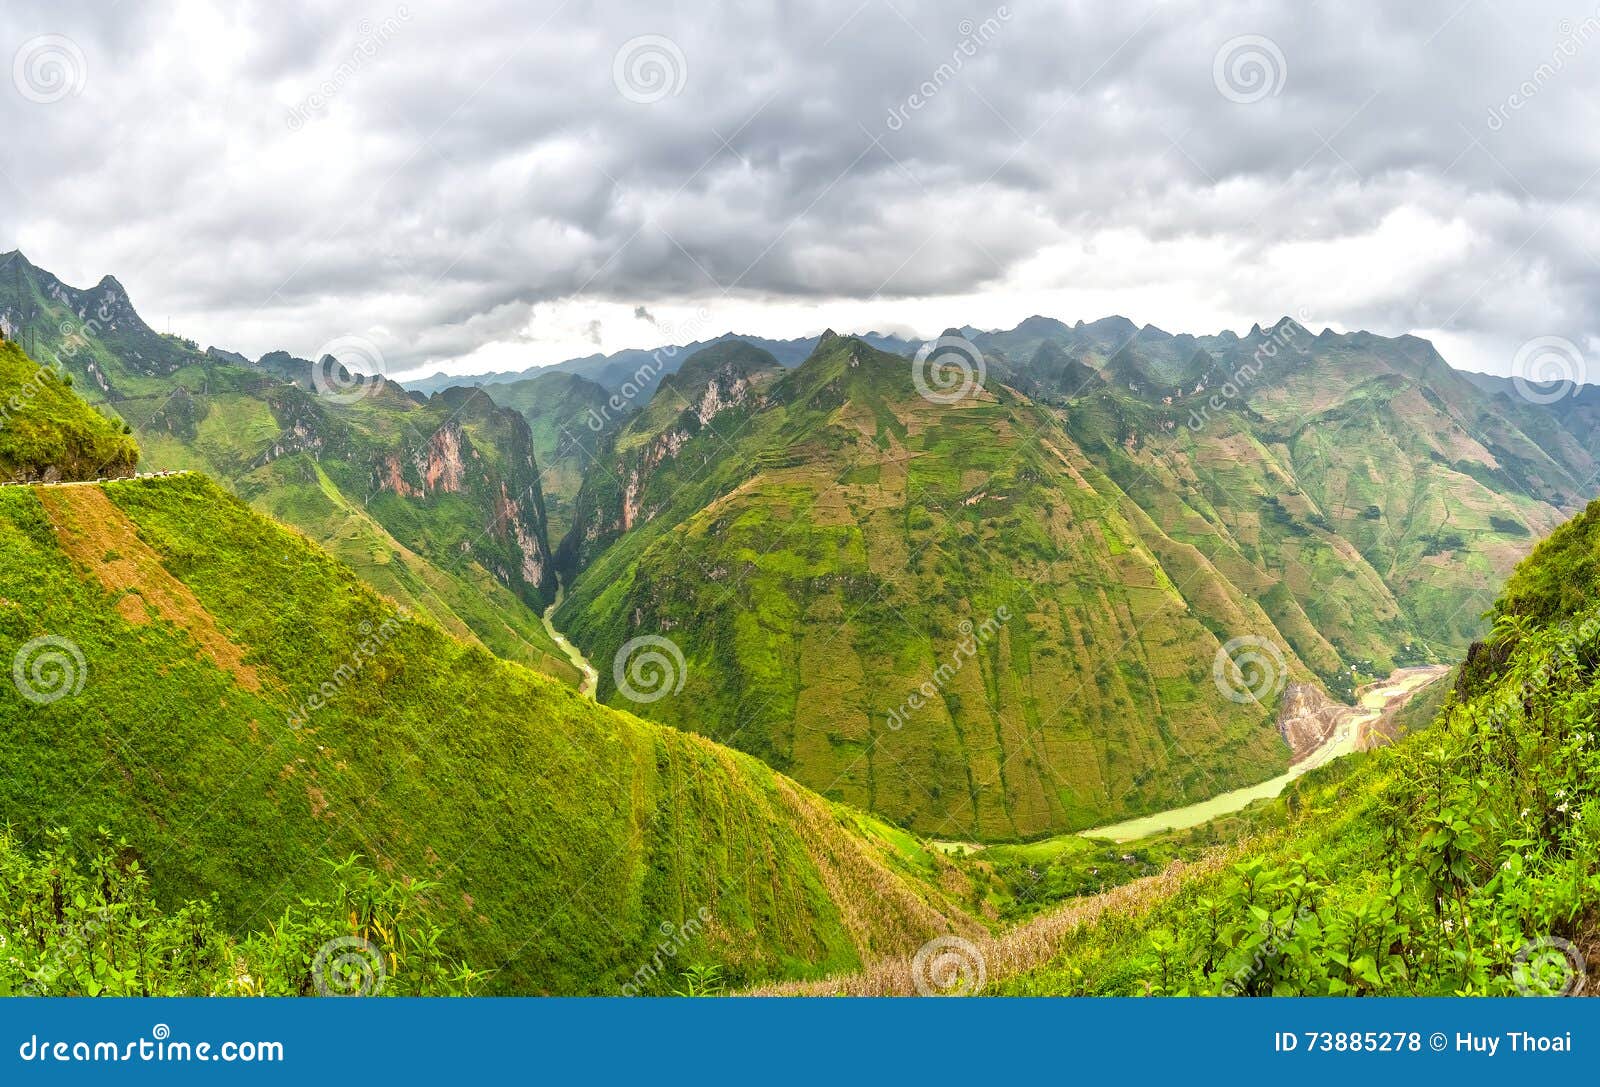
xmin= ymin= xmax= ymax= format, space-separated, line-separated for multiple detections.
xmin=0 ymin=472 xmax=980 ymax=994
xmin=560 ymin=335 xmax=1296 ymax=840
xmin=1001 ymin=501 xmax=1600 ymax=995
xmin=0 ymin=255 xmax=574 ymax=682
xmin=0 ymin=830 xmax=476 ymax=996
xmin=0 ymin=338 xmax=136 ymax=482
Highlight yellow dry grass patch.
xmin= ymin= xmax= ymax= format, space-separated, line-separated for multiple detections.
xmin=37 ymin=485 xmax=267 ymax=692
xmin=746 ymin=848 xmax=1234 ymax=995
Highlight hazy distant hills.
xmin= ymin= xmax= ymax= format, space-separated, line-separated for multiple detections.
xmin=399 ymin=330 xmax=920 ymax=397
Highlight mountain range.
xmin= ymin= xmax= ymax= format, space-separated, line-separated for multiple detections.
xmin=2 ymin=249 xmax=1591 ymax=845
xmin=4 ymin=247 xmax=1599 ymax=995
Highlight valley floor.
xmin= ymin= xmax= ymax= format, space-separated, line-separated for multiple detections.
xmin=1074 ymin=666 xmax=1449 ymax=843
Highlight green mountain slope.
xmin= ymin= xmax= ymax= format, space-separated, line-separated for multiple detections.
xmin=996 ymin=318 xmax=1583 ymax=660
xmin=0 ymin=472 xmax=982 ymax=994
xmin=559 ymin=334 xmax=1298 ymax=840
xmin=1001 ymin=499 xmax=1600 ymax=996
xmin=0 ymin=254 xmax=574 ymax=682
xmin=0 ymin=337 xmax=137 ymax=481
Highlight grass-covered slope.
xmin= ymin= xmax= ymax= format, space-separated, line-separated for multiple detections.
xmin=1001 ymin=500 xmax=1600 ymax=996
xmin=0 ymin=338 xmax=137 ymax=481
xmin=560 ymin=335 xmax=1296 ymax=840
xmin=0 ymin=474 xmax=978 ymax=993
xmin=1003 ymin=319 xmax=1577 ymax=665
xmin=0 ymin=253 xmax=573 ymax=681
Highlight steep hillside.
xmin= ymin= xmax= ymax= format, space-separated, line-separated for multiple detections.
xmin=996 ymin=317 xmax=1582 ymax=658
xmin=0 ymin=472 xmax=982 ymax=994
xmin=559 ymin=339 xmax=783 ymax=571
xmin=0 ymin=255 xmax=574 ymax=681
xmin=560 ymin=334 xmax=1300 ymax=840
xmin=1001 ymin=500 xmax=1600 ymax=996
xmin=0 ymin=337 xmax=137 ymax=481
xmin=482 ymin=370 xmax=612 ymax=542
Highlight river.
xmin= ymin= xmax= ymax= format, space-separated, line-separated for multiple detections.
xmin=542 ymin=592 xmax=599 ymax=698
xmin=1075 ymin=665 xmax=1450 ymax=843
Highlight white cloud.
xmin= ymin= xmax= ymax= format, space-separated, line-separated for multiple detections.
xmin=1 ymin=0 xmax=1596 ymax=379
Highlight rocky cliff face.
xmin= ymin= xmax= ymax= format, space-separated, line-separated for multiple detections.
xmin=1275 ymin=681 xmax=1347 ymax=761
xmin=560 ymin=340 xmax=777 ymax=572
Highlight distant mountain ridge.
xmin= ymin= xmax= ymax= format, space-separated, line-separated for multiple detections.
xmin=398 ymin=330 xmax=921 ymax=397
xmin=0 ymin=251 xmax=578 ymax=682
xmin=7 ymin=248 xmax=1596 ymax=839
xmin=551 ymin=319 xmax=1593 ymax=837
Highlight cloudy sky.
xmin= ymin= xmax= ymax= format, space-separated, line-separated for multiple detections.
xmin=3 ymin=0 xmax=1598 ymax=381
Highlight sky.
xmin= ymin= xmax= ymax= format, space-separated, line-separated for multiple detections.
xmin=2 ymin=0 xmax=1599 ymax=383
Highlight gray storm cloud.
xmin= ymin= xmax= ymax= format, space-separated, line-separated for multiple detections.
xmin=1 ymin=0 xmax=1596 ymax=377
